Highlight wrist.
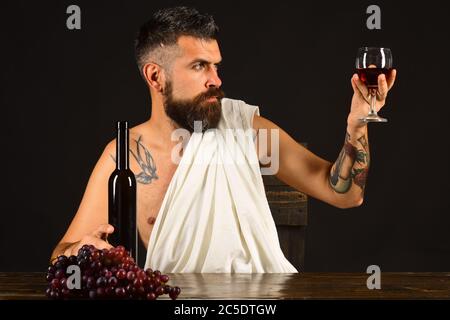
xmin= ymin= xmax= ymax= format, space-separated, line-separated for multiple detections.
xmin=346 ymin=121 xmax=367 ymax=138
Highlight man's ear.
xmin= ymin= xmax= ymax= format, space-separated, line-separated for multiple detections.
xmin=143 ymin=63 xmax=165 ymax=92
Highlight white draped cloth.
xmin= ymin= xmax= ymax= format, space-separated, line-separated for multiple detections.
xmin=144 ymin=98 xmax=298 ymax=273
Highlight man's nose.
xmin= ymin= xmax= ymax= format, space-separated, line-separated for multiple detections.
xmin=206 ymin=69 xmax=222 ymax=88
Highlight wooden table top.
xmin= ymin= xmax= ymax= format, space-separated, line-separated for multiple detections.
xmin=1 ymin=272 xmax=449 ymax=300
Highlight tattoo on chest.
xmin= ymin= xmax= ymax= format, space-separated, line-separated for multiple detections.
xmin=110 ymin=135 xmax=159 ymax=185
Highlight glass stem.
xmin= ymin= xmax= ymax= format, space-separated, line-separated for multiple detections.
xmin=369 ymin=88 xmax=377 ymax=116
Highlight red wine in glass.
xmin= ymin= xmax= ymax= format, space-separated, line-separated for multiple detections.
xmin=355 ymin=47 xmax=393 ymax=123
xmin=357 ymin=67 xmax=392 ymax=89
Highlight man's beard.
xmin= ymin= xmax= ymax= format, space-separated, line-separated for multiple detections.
xmin=163 ymin=81 xmax=225 ymax=133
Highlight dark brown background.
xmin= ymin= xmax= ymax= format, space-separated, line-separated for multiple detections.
xmin=0 ymin=0 xmax=449 ymax=272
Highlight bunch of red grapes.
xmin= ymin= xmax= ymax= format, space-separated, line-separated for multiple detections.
xmin=45 ymin=245 xmax=181 ymax=300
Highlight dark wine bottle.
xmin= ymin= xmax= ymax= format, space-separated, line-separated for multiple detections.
xmin=108 ymin=121 xmax=137 ymax=259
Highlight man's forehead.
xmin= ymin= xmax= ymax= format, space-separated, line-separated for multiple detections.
xmin=176 ymin=36 xmax=222 ymax=63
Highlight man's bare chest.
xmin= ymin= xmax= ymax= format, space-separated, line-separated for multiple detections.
xmin=132 ymin=156 xmax=178 ymax=244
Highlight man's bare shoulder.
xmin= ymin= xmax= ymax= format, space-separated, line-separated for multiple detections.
xmin=103 ymin=121 xmax=151 ymax=153
xmin=130 ymin=121 xmax=151 ymax=139
xmin=252 ymin=114 xmax=279 ymax=131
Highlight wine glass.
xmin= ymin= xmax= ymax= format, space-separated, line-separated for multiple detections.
xmin=355 ymin=47 xmax=393 ymax=123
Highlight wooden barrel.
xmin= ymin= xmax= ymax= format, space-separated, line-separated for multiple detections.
xmin=262 ymin=172 xmax=308 ymax=271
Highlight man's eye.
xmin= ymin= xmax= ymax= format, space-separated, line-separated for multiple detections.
xmin=193 ymin=63 xmax=205 ymax=71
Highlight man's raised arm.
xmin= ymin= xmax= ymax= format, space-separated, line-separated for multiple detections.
xmin=254 ymin=69 xmax=396 ymax=209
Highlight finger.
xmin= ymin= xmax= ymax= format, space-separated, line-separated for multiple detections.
xmin=377 ymin=73 xmax=389 ymax=100
xmin=387 ymin=68 xmax=397 ymax=90
xmin=351 ymin=74 xmax=370 ymax=104
xmin=89 ymin=238 xmax=113 ymax=250
xmin=351 ymin=74 xmax=359 ymax=93
xmin=71 ymin=241 xmax=84 ymax=256
xmin=92 ymin=224 xmax=114 ymax=238
xmin=352 ymin=73 xmax=369 ymax=98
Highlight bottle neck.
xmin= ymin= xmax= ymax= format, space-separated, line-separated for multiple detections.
xmin=116 ymin=122 xmax=129 ymax=170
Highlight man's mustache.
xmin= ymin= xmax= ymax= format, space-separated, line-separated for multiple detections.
xmin=194 ymin=87 xmax=225 ymax=103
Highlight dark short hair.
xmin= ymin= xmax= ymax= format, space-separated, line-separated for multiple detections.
xmin=134 ymin=6 xmax=219 ymax=78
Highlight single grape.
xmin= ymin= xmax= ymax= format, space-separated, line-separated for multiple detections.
xmin=91 ymin=250 xmax=100 ymax=261
xmin=68 ymin=255 xmax=78 ymax=265
xmin=96 ymin=276 xmax=107 ymax=288
xmin=82 ymin=274 xmax=89 ymax=284
xmin=136 ymin=270 xmax=146 ymax=279
xmin=61 ymin=288 xmax=71 ymax=298
xmin=142 ymin=276 xmax=150 ymax=287
xmin=84 ymin=253 xmax=93 ymax=262
xmin=153 ymin=270 xmax=161 ymax=277
xmin=84 ymin=268 xmax=94 ymax=277
xmin=136 ymin=286 xmax=146 ymax=297
xmin=50 ymin=278 xmax=60 ymax=289
xmin=108 ymin=250 xmax=117 ymax=259
xmin=45 ymin=273 xmax=54 ymax=282
xmin=125 ymin=256 xmax=135 ymax=264
xmin=170 ymin=286 xmax=181 ymax=300
xmin=54 ymin=269 xmax=65 ymax=279
xmin=126 ymin=284 xmax=136 ymax=296
xmin=126 ymin=271 xmax=136 ymax=281
xmin=155 ymin=285 xmax=164 ymax=296
xmin=47 ymin=265 xmax=56 ymax=274
xmin=50 ymin=290 xmax=60 ymax=300
xmin=113 ymin=255 xmax=122 ymax=264
xmin=100 ymin=267 xmax=109 ymax=276
xmin=116 ymin=269 xmax=127 ymax=280
xmin=45 ymin=287 xmax=52 ymax=298
xmin=103 ymin=258 xmax=112 ymax=267
xmin=90 ymin=260 xmax=102 ymax=271
xmin=152 ymin=276 xmax=161 ymax=287
xmin=115 ymin=287 xmax=126 ymax=298
xmin=174 ymin=286 xmax=181 ymax=294
xmin=133 ymin=278 xmax=144 ymax=288
xmin=89 ymin=289 xmax=97 ymax=299
xmin=57 ymin=255 xmax=68 ymax=264
xmin=146 ymin=284 xmax=155 ymax=292
xmin=145 ymin=268 xmax=153 ymax=276
xmin=146 ymin=292 xmax=156 ymax=300
xmin=160 ymin=274 xmax=169 ymax=283
xmin=86 ymin=276 xmax=96 ymax=289
xmin=59 ymin=278 xmax=67 ymax=289
xmin=115 ymin=250 xmax=124 ymax=259
xmin=105 ymin=286 xmax=115 ymax=297
xmin=54 ymin=261 xmax=66 ymax=270
xmin=108 ymin=276 xmax=118 ymax=287
xmin=96 ymin=287 xmax=106 ymax=298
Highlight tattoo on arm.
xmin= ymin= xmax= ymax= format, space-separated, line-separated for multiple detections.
xmin=110 ymin=135 xmax=159 ymax=184
xmin=329 ymin=132 xmax=369 ymax=194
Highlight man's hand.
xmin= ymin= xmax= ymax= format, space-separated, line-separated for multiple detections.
xmin=347 ymin=69 xmax=397 ymax=130
xmin=58 ymin=224 xmax=115 ymax=259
